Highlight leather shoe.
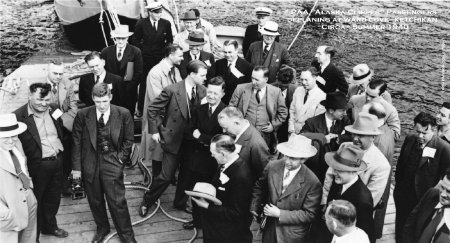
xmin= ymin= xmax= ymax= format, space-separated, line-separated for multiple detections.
xmin=183 ymin=221 xmax=195 ymax=230
xmin=139 ymin=202 xmax=149 ymax=217
xmin=41 ymin=228 xmax=69 ymax=238
xmin=91 ymin=231 xmax=110 ymax=243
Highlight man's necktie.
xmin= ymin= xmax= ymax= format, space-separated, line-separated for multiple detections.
xmin=208 ymin=106 xmax=212 ymax=118
xmin=417 ymin=208 xmax=445 ymax=243
xmin=303 ymin=91 xmax=309 ymax=103
xmin=282 ymin=170 xmax=291 ymax=193
xmin=226 ymin=63 xmax=231 ymax=77
xmin=52 ymin=84 xmax=57 ymax=94
xmin=9 ymin=151 xmax=31 ymax=189
xmin=263 ymin=45 xmax=269 ymax=58
xmin=330 ymin=121 xmax=336 ymax=133
xmin=95 ymin=75 xmax=100 ymax=83
xmin=117 ymin=48 xmax=123 ymax=61
xmin=357 ymin=85 xmax=365 ymax=95
xmin=219 ymin=164 xmax=225 ymax=173
xmin=153 ymin=21 xmax=157 ymax=31
xmin=335 ymin=183 xmax=343 ymax=196
xmin=256 ymin=89 xmax=261 ymax=103
xmin=191 ymin=87 xmax=196 ymax=104
xmin=169 ymin=67 xmax=176 ymax=83
xmin=99 ymin=113 xmax=105 ymax=127
xmin=194 ymin=54 xmax=198 ymax=60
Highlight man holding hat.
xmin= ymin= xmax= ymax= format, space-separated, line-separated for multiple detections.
xmin=0 ymin=114 xmax=37 ymax=243
xmin=174 ymin=10 xmax=211 ymax=53
xmin=246 ymin=20 xmax=291 ymax=84
xmin=192 ymin=134 xmax=253 ymax=243
xmin=132 ymin=1 xmax=174 ymax=117
xmin=101 ymin=24 xmax=143 ymax=116
xmin=251 ymin=134 xmax=322 ymax=243
xmin=347 ymin=64 xmax=392 ymax=103
xmin=178 ymin=30 xmax=215 ymax=80
xmin=243 ymin=7 xmax=279 ymax=56
xmin=316 ymin=143 xmax=374 ymax=243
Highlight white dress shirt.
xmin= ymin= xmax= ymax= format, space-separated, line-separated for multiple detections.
xmin=96 ymin=71 xmax=107 ymax=83
xmin=282 ymin=165 xmax=301 ymax=193
xmin=96 ymin=107 xmax=111 ymax=124
xmin=253 ymin=85 xmax=267 ymax=100
xmin=332 ymin=227 xmax=370 ymax=243
xmin=341 ymin=176 xmax=359 ymax=195
xmin=221 ymin=153 xmax=240 ymax=172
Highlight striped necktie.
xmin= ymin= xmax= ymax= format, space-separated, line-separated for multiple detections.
xmin=9 ymin=151 xmax=31 ymax=189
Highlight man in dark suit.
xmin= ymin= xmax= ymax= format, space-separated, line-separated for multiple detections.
xmin=218 ymin=106 xmax=270 ymax=181
xmin=178 ymin=30 xmax=215 ymax=80
xmin=246 ymin=21 xmax=291 ymax=84
xmin=78 ymin=51 xmax=121 ymax=107
xmin=71 ymin=83 xmax=136 ymax=243
xmin=132 ymin=2 xmax=173 ymax=116
xmin=403 ymin=170 xmax=450 ymax=243
xmin=242 ymin=7 xmax=279 ymax=56
xmin=192 ymin=134 xmax=253 ymax=243
xmin=251 ymin=134 xmax=322 ymax=243
xmin=394 ymin=112 xmax=450 ymax=242
xmin=216 ymin=40 xmax=253 ymax=105
xmin=139 ymin=60 xmax=207 ymax=216
xmin=312 ymin=45 xmax=348 ymax=94
xmin=316 ymin=143 xmax=374 ymax=243
xmin=14 ymin=83 xmax=68 ymax=240
xmin=101 ymin=24 xmax=143 ymax=115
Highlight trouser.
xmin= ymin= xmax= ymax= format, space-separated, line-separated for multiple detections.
xmin=138 ymin=54 xmax=164 ymax=113
xmin=189 ymin=171 xmax=214 ymax=227
xmin=32 ymin=154 xmax=63 ymax=240
xmin=84 ymin=151 xmax=135 ymax=243
xmin=373 ymin=171 xmax=392 ymax=238
xmin=255 ymin=125 xmax=277 ymax=154
xmin=393 ymin=186 xmax=418 ymax=243
xmin=121 ymin=81 xmax=138 ymax=116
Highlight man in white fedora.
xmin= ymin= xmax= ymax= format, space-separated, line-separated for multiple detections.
xmin=192 ymin=134 xmax=253 ymax=243
xmin=251 ymin=134 xmax=322 ymax=243
xmin=245 ymin=20 xmax=291 ymax=83
xmin=243 ymin=7 xmax=279 ymax=55
xmin=101 ymin=24 xmax=143 ymax=116
xmin=0 ymin=114 xmax=37 ymax=243
xmin=347 ymin=64 xmax=392 ymax=103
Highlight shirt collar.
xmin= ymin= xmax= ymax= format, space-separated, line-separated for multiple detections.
xmin=209 ymin=102 xmax=220 ymax=114
xmin=185 ymin=80 xmax=195 ymax=97
xmin=96 ymin=71 xmax=106 ymax=82
xmin=228 ymin=57 xmax=238 ymax=67
xmin=235 ymin=120 xmax=250 ymax=142
xmin=117 ymin=44 xmax=127 ymax=52
xmin=263 ymin=42 xmax=272 ymax=51
xmin=27 ymin=103 xmax=49 ymax=118
xmin=96 ymin=107 xmax=111 ymax=123
xmin=161 ymin=58 xmax=174 ymax=75
xmin=320 ymin=61 xmax=330 ymax=72
xmin=222 ymin=153 xmax=240 ymax=172
xmin=342 ymin=176 xmax=359 ymax=194
xmin=190 ymin=52 xmax=200 ymax=60
xmin=284 ymin=164 xmax=302 ymax=176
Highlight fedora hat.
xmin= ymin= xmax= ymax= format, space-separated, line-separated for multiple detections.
xmin=320 ymin=91 xmax=350 ymax=110
xmin=111 ymin=25 xmax=133 ymax=38
xmin=145 ymin=2 xmax=163 ymax=11
xmin=345 ymin=112 xmax=383 ymax=135
xmin=185 ymin=182 xmax=222 ymax=205
xmin=181 ymin=10 xmax=198 ymax=21
xmin=255 ymin=7 xmax=272 ymax=16
xmin=185 ymin=30 xmax=207 ymax=46
xmin=325 ymin=143 xmax=367 ymax=172
xmin=0 ymin=114 xmax=27 ymax=138
xmin=349 ymin=64 xmax=373 ymax=85
xmin=277 ymin=134 xmax=317 ymax=158
xmin=259 ymin=21 xmax=280 ymax=36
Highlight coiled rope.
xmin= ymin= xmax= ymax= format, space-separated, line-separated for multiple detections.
xmin=287 ymin=0 xmax=320 ymax=50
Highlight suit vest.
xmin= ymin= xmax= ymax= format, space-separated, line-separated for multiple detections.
xmin=245 ymin=92 xmax=270 ymax=127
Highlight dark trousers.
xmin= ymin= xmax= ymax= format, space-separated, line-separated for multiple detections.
xmin=84 ymin=152 xmax=135 ymax=243
xmin=122 ymin=82 xmax=138 ymax=116
xmin=189 ymin=171 xmax=214 ymax=227
xmin=374 ymin=172 xmax=392 ymax=239
xmin=138 ymin=54 xmax=164 ymax=113
xmin=393 ymin=186 xmax=418 ymax=243
xmin=32 ymin=155 xmax=63 ymax=239
xmin=62 ymin=134 xmax=72 ymax=193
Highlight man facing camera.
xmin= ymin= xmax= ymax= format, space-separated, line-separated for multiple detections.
xmin=72 ymin=83 xmax=136 ymax=243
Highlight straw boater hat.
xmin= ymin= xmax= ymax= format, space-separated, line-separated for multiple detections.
xmin=277 ymin=134 xmax=317 ymax=158
xmin=345 ymin=112 xmax=383 ymax=135
xmin=185 ymin=30 xmax=207 ymax=46
xmin=111 ymin=25 xmax=133 ymax=38
xmin=185 ymin=182 xmax=222 ymax=205
xmin=255 ymin=7 xmax=273 ymax=16
xmin=259 ymin=21 xmax=280 ymax=36
xmin=181 ymin=10 xmax=198 ymax=21
xmin=145 ymin=2 xmax=163 ymax=11
xmin=320 ymin=91 xmax=351 ymax=110
xmin=0 ymin=114 xmax=27 ymax=138
xmin=349 ymin=64 xmax=374 ymax=85
xmin=325 ymin=143 xmax=367 ymax=172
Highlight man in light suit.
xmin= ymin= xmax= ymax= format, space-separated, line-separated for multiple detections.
xmin=71 ymin=83 xmax=136 ymax=243
xmin=289 ymin=67 xmax=326 ymax=134
xmin=242 ymin=7 xmax=279 ymax=56
xmin=216 ymin=40 xmax=253 ymax=105
xmin=101 ymin=24 xmax=143 ymax=115
xmin=312 ymin=45 xmax=348 ymax=94
xmin=251 ymin=134 xmax=322 ymax=243
xmin=139 ymin=60 xmax=207 ymax=216
xmin=0 ymin=114 xmax=37 ymax=243
xmin=245 ymin=21 xmax=291 ymax=84
xmin=218 ymin=106 xmax=270 ymax=181
xmin=229 ymin=66 xmax=288 ymax=152
xmin=178 ymin=30 xmax=215 ymax=80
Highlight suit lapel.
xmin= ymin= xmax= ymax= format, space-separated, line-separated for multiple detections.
xmin=242 ymin=84 xmax=252 ymax=115
xmin=86 ymin=107 xmax=97 ymax=150
xmin=271 ymin=162 xmax=284 ymax=198
xmin=263 ymin=43 xmax=275 ymax=67
xmin=419 ymin=136 xmax=437 ymax=168
xmin=174 ymin=81 xmax=189 ymax=119
xmin=23 ymin=110 xmax=42 ymax=151
xmin=119 ymin=45 xmax=130 ymax=70
xmin=265 ymin=85 xmax=274 ymax=120
xmin=279 ymin=165 xmax=306 ymax=200
xmin=58 ymin=82 xmax=67 ymax=110
xmin=110 ymin=106 xmax=120 ymax=147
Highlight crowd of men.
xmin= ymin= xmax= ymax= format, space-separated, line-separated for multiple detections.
xmin=2 ymin=3 xmax=450 ymax=243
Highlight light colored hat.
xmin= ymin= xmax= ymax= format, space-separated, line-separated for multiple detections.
xmin=255 ymin=7 xmax=273 ymax=16
xmin=349 ymin=64 xmax=374 ymax=85
xmin=185 ymin=182 xmax=222 ymax=205
xmin=259 ymin=21 xmax=280 ymax=36
xmin=111 ymin=25 xmax=133 ymax=38
xmin=181 ymin=10 xmax=198 ymax=21
xmin=325 ymin=143 xmax=367 ymax=172
xmin=277 ymin=134 xmax=317 ymax=158
xmin=185 ymin=30 xmax=207 ymax=46
xmin=345 ymin=112 xmax=383 ymax=135
xmin=145 ymin=2 xmax=163 ymax=11
xmin=0 ymin=114 xmax=27 ymax=138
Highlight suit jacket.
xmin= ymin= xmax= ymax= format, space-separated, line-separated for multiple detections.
xmin=246 ymin=41 xmax=291 ymax=83
xmin=71 ymin=105 xmax=134 ymax=183
xmin=312 ymin=61 xmax=348 ymax=94
xmin=251 ymin=160 xmax=322 ymax=243
xmin=215 ymin=57 xmax=253 ymax=105
xmin=395 ymin=135 xmax=450 ymax=200
xmin=45 ymin=78 xmax=78 ymax=131
xmin=242 ymin=24 xmax=279 ymax=57
xmin=289 ymin=86 xmax=326 ymax=133
xmin=131 ymin=18 xmax=173 ymax=57
xmin=402 ymin=188 xmax=442 ymax=243
xmin=235 ymin=124 xmax=270 ymax=181
xmin=14 ymin=104 xmax=64 ymax=174
xmin=148 ymin=80 xmax=206 ymax=154
xmin=78 ymin=72 xmax=121 ymax=107
xmin=201 ymin=157 xmax=253 ymax=243
xmin=178 ymin=50 xmax=215 ymax=80
xmin=230 ymin=83 xmax=288 ymax=130
xmin=271 ymin=83 xmax=298 ymax=142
